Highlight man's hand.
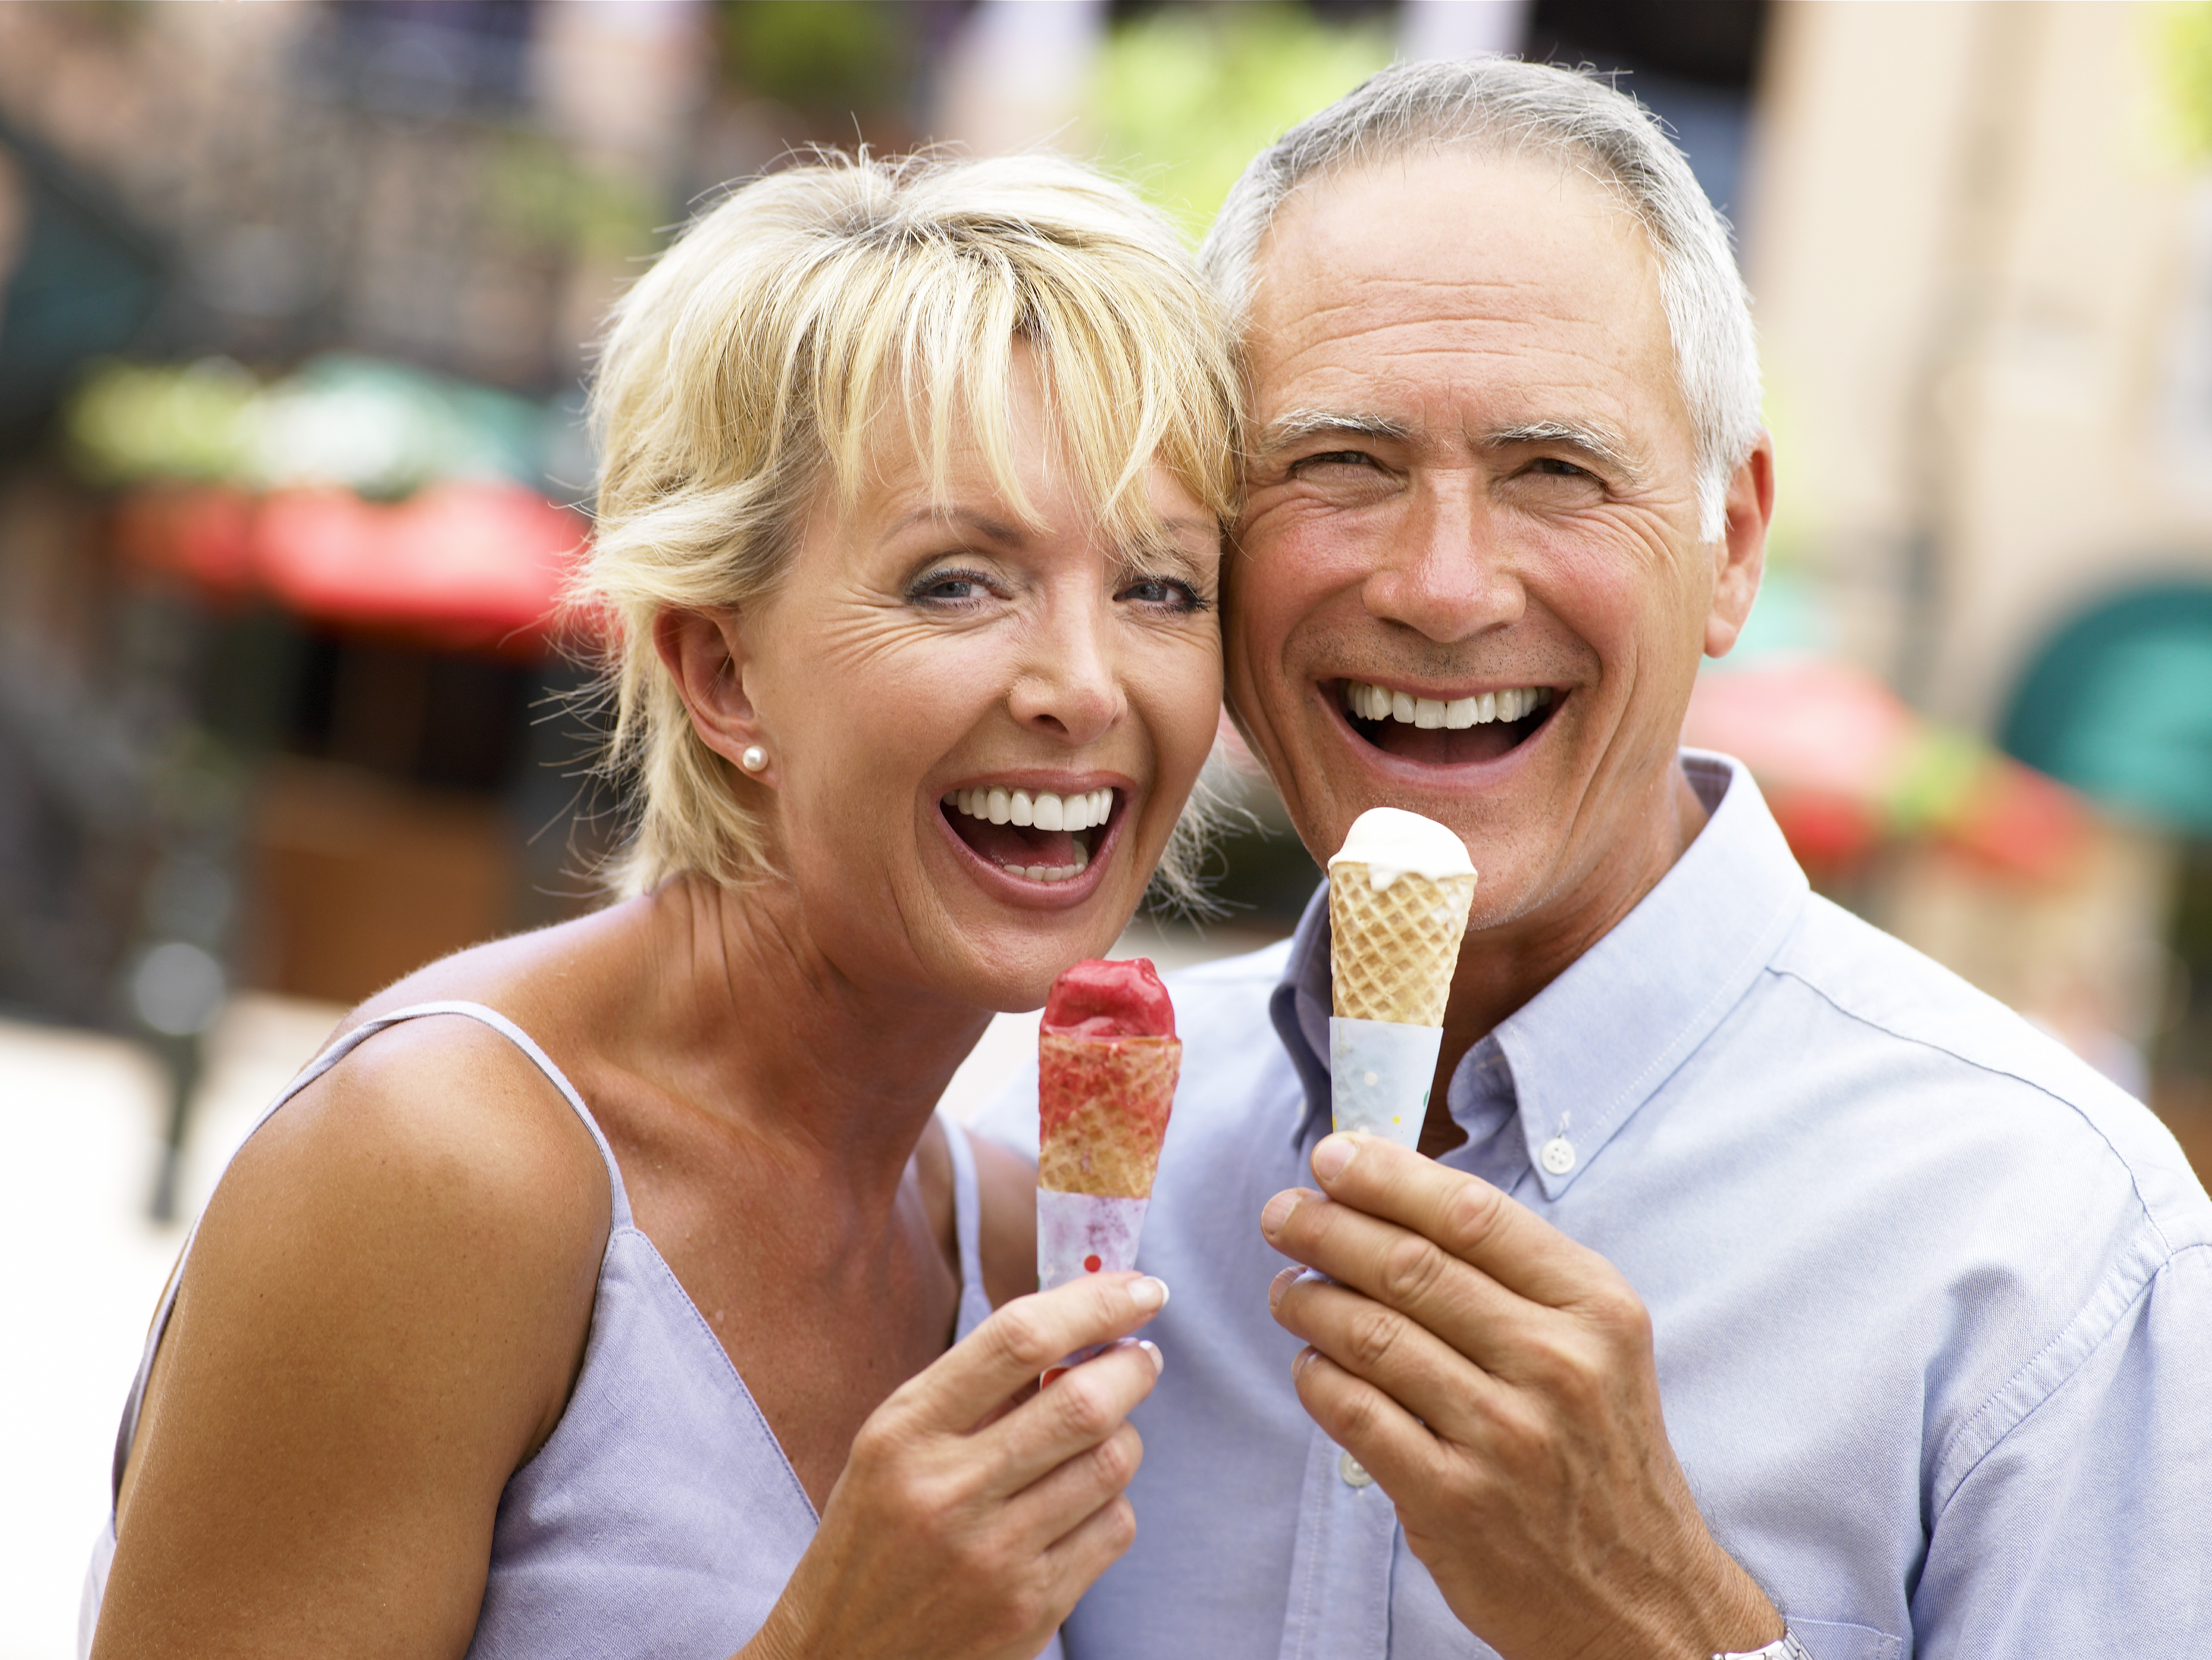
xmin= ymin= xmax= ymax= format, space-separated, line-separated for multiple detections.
xmin=1260 ymin=1132 xmax=1781 ymax=1660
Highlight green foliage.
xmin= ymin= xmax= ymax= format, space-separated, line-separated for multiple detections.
xmin=68 ymin=358 xmax=258 ymax=485
xmin=66 ymin=355 xmax=553 ymax=498
xmin=1088 ymin=3 xmax=1394 ymax=240
xmin=720 ymin=0 xmax=910 ymax=119
xmin=482 ymin=133 xmax=661 ymax=260
xmin=2154 ymin=2 xmax=2212 ymax=159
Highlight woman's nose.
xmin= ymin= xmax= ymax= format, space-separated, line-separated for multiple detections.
xmin=1008 ymin=593 xmax=1124 ymax=746
xmin=1362 ymin=475 xmax=1526 ymax=643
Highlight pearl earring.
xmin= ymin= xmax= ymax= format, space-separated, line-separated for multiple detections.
xmin=739 ymin=745 xmax=767 ymax=774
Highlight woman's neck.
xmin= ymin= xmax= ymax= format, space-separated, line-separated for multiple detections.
xmin=620 ymin=873 xmax=997 ymax=1201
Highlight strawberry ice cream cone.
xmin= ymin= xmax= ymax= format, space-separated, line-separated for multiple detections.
xmin=1036 ymin=957 xmax=1179 ymax=1379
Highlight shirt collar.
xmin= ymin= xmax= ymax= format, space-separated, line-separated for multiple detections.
xmin=1268 ymin=752 xmax=1811 ymax=1197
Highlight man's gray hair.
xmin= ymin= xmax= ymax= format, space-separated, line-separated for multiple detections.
xmin=1200 ymin=57 xmax=1761 ymax=541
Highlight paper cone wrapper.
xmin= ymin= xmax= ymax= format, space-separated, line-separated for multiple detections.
xmin=1329 ymin=866 xmax=1476 ymax=1027
xmin=1039 ymin=1189 xmax=1151 ymax=1292
xmin=1331 ymin=1017 xmax=1443 ymax=1148
xmin=1036 ymin=1186 xmax=1156 ymax=1382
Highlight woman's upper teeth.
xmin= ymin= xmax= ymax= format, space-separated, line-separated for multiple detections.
xmin=942 ymin=785 xmax=1115 ymax=831
xmin=1342 ymin=682 xmax=1554 ymax=729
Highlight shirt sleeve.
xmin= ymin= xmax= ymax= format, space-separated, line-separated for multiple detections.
xmin=1910 ymin=1239 xmax=2212 ymax=1651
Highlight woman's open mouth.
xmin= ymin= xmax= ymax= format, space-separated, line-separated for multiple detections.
xmin=941 ymin=785 xmax=1118 ymax=883
xmin=1337 ymin=680 xmax=1558 ymax=766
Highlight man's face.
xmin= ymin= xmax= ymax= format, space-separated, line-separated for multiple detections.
xmin=1227 ymin=149 xmax=1762 ymax=938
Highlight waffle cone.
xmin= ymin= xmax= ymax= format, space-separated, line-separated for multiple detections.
xmin=1330 ymin=865 xmax=1477 ymax=1027
xmin=1037 ymin=1034 xmax=1179 ymax=1198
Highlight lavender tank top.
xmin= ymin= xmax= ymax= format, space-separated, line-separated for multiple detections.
xmin=81 ymin=999 xmax=1007 ymax=1658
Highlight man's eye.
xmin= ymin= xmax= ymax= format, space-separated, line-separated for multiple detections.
xmin=1528 ymin=457 xmax=1595 ymax=480
xmin=1296 ymin=450 xmax=1376 ymax=472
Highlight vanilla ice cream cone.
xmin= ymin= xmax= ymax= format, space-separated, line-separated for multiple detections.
xmin=1327 ymin=810 xmax=1477 ymax=1147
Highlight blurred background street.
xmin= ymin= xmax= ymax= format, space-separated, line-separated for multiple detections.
xmin=6 ymin=3 xmax=2212 ymax=1652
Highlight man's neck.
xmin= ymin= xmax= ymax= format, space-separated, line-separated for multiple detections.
xmin=1418 ymin=765 xmax=1712 ymax=1156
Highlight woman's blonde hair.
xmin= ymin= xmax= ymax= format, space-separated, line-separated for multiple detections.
xmin=575 ymin=150 xmax=1242 ymax=903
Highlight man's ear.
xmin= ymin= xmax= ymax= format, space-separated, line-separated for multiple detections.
xmin=653 ymin=608 xmax=774 ymax=784
xmin=1704 ymin=433 xmax=1775 ymax=659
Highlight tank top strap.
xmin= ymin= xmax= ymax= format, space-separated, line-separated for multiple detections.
xmin=110 ymin=999 xmax=632 ymax=1505
xmin=372 ymin=1001 xmax=635 ymax=1229
xmin=940 ymin=1113 xmax=995 ymax=1340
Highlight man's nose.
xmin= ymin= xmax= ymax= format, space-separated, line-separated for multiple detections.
xmin=1008 ymin=589 xmax=1124 ymax=746
xmin=1361 ymin=473 xmax=1525 ymax=644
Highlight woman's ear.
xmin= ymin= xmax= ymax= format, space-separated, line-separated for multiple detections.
xmin=654 ymin=608 xmax=776 ymax=785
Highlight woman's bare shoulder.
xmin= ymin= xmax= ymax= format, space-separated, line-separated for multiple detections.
xmin=103 ymin=997 xmax=615 ymax=1652
xmin=170 ymin=1007 xmax=616 ymax=1436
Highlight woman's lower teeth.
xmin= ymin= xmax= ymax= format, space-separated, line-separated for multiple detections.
xmin=1003 ymin=842 xmax=1090 ymax=883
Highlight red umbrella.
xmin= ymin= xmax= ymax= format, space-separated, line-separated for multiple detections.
xmin=119 ymin=480 xmax=587 ymax=655
xmin=1683 ymin=657 xmax=2091 ymax=882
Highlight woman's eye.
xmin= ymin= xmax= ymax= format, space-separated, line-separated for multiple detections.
xmin=1116 ymin=575 xmax=1206 ymax=613
xmin=908 ymin=567 xmax=997 ymax=605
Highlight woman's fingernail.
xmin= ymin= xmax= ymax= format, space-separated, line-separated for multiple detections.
xmin=1259 ymin=1190 xmax=1302 ymax=1239
xmin=1138 ymin=1339 xmax=1164 ymax=1374
xmin=1268 ymin=1265 xmax=1299 ymax=1311
xmin=1130 ymin=1276 xmax=1171 ymax=1313
xmin=1312 ymin=1134 xmax=1358 ymax=1182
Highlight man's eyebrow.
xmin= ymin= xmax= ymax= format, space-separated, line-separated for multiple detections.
xmin=1256 ymin=409 xmax=1414 ymax=454
xmin=1483 ymin=420 xmax=1648 ymax=483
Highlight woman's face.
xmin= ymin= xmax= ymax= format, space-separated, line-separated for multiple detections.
xmin=734 ymin=349 xmax=1224 ymax=1011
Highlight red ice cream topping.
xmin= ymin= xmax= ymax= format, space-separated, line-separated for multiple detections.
xmin=1041 ymin=957 xmax=1176 ymax=1040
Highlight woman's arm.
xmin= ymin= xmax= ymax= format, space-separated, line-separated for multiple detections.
xmin=94 ymin=1015 xmax=610 ymax=1659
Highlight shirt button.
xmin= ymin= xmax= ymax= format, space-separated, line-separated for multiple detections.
xmin=1540 ymin=1135 xmax=1576 ymax=1175
xmin=1338 ymin=1449 xmax=1374 ymax=1488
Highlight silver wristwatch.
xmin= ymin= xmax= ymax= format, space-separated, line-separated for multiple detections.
xmin=1714 ymin=1631 xmax=1812 ymax=1660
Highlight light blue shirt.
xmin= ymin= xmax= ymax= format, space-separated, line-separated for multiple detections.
xmin=976 ymin=753 xmax=2212 ymax=1659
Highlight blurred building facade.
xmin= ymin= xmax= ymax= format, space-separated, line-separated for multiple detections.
xmin=1746 ymin=3 xmax=2212 ymax=1146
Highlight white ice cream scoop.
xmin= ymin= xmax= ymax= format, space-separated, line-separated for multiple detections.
xmin=1328 ymin=806 xmax=1474 ymax=890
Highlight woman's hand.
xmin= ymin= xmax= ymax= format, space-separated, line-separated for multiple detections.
xmin=743 ymin=1271 xmax=1169 ymax=1660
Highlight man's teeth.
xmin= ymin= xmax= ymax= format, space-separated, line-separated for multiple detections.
xmin=1341 ymin=682 xmax=1555 ymax=729
xmin=943 ymin=785 xmax=1115 ymax=832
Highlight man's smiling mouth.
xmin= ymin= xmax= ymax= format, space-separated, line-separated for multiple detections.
xmin=1336 ymin=679 xmax=1558 ymax=765
xmin=942 ymin=785 xmax=1116 ymax=882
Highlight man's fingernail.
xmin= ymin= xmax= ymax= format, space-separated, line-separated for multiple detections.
xmin=1138 ymin=1339 xmax=1164 ymax=1374
xmin=1259 ymin=1190 xmax=1302 ymax=1238
xmin=1312 ymin=1135 xmax=1358 ymax=1182
xmin=1130 ymin=1276 xmax=1171 ymax=1312
xmin=1268 ymin=1265 xmax=1299 ymax=1311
